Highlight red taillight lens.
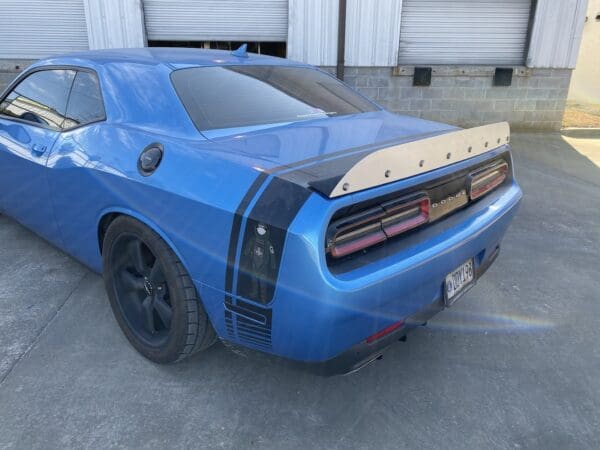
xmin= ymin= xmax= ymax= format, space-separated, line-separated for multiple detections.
xmin=381 ymin=195 xmax=430 ymax=238
xmin=328 ymin=193 xmax=429 ymax=258
xmin=327 ymin=159 xmax=509 ymax=260
xmin=469 ymin=162 xmax=508 ymax=201
xmin=330 ymin=224 xmax=387 ymax=258
xmin=329 ymin=207 xmax=387 ymax=258
xmin=366 ymin=320 xmax=404 ymax=344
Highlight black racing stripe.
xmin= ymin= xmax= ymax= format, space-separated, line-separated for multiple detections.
xmin=265 ymin=129 xmax=453 ymax=175
xmin=235 ymin=300 xmax=273 ymax=348
xmin=224 ymin=171 xmax=269 ymax=305
xmin=236 ymin=177 xmax=312 ymax=304
xmin=224 ymin=310 xmax=234 ymax=338
xmin=225 ymin=303 xmax=268 ymax=325
xmin=264 ymin=130 xmax=457 ymax=198
xmin=278 ymin=151 xmax=368 ymax=196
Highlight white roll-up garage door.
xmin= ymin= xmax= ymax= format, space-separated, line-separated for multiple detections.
xmin=144 ymin=0 xmax=289 ymax=42
xmin=0 ymin=0 xmax=88 ymax=59
xmin=398 ymin=0 xmax=533 ymax=65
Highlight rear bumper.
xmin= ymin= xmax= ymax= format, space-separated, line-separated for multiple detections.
xmin=200 ymin=163 xmax=522 ymax=367
xmin=260 ymin=181 xmax=522 ymax=363
xmin=223 ymin=245 xmax=499 ymax=376
xmin=309 ymin=299 xmax=443 ymax=375
xmin=308 ymin=245 xmax=500 ymax=375
xmin=222 ymin=299 xmax=442 ymax=376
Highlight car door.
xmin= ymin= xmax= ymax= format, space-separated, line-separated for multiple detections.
xmin=45 ymin=69 xmax=107 ymax=264
xmin=0 ymin=68 xmax=75 ymax=245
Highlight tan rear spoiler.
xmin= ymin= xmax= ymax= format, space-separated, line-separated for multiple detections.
xmin=328 ymin=122 xmax=510 ymax=198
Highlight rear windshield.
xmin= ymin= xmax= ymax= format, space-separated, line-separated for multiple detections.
xmin=171 ymin=65 xmax=378 ymax=131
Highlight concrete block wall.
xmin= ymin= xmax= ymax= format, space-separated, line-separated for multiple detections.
xmin=0 ymin=60 xmax=34 ymax=93
xmin=337 ymin=66 xmax=571 ymax=130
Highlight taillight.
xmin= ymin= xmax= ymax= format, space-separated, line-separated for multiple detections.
xmin=327 ymin=193 xmax=429 ymax=258
xmin=469 ymin=161 xmax=508 ymax=201
xmin=381 ymin=195 xmax=430 ymax=238
xmin=328 ymin=206 xmax=387 ymax=258
xmin=326 ymin=157 xmax=510 ymax=262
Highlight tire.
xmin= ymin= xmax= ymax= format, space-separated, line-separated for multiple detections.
xmin=102 ymin=216 xmax=216 ymax=363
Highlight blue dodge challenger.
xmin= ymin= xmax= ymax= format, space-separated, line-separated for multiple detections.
xmin=0 ymin=48 xmax=522 ymax=374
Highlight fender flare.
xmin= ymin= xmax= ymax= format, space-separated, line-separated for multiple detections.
xmin=96 ymin=207 xmax=193 ymax=282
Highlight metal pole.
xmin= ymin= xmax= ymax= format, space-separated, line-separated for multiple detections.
xmin=336 ymin=0 xmax=347 ymax=80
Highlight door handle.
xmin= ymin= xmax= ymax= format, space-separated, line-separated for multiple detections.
xmin=30 ymin=143 xmax=47 ymax=156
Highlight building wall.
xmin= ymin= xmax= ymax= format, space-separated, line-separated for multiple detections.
xmin=0 ymin=60 xmax=34 ymax=94
xmin=568 ymin=0 xmax=600 ymax=104
xmin=0 ymin=0 xmax=89 ymax=59
xmin=324 ymin=66 xmax=571 ymax=131
xmin=301 ymin=0 xmax=587 ymax=131
xmin=527 ymin=0 xmax=588 ymax=68
xmin=84 ymin=0 xmax=146 ymax=50
xmin=288 ymin=0 xmax=402 ymax=66
xmin=0 ymin=0 xmax=147 ymax=93
xmin=0 ymin=0 xmax=589 ymax=131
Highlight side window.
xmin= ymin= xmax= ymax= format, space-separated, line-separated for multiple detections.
xmin=63 ymin=71 xmax=105 ymax=129
xmin=0 ymin=69 xmax=75 ymax=131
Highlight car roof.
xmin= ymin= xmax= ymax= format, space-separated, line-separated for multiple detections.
xmin=34 ymin=47 xmax=309 ymax=71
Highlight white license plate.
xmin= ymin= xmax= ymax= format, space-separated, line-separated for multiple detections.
xmin=444 ymin=258 xmax=475 ymax=306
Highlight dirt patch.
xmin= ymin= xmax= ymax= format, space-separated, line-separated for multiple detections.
xmin=563 ymin=102 xmax=600 ymax=128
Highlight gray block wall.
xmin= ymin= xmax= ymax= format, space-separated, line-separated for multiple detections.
xmin=337 ymin=66 xmax=571 ymax=131
xmin=0 ymin=60 xmax=34 ymax=93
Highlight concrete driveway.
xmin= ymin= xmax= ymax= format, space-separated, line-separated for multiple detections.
xmin=0 ymin=132 xmax=599 ymax=449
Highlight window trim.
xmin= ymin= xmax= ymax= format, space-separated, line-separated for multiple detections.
xmin=0 ymin=64 xmax=107 ymax=133
xmin=63 ymin=69 xmax=107 ymax=131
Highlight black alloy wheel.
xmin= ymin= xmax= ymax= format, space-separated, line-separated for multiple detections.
xmin=111 ymin=234 xmax=172 ymax=346
xmin=103 ymin=216 xmax=216 ymax=363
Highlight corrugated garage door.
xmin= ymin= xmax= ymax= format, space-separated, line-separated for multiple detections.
xmin=144 ymin=0 xmax=289 ymax=42
xmin=0 ymin=0 xmax=88 ymax=59
xmin=398 ymin=0 xmax=533 ymax=65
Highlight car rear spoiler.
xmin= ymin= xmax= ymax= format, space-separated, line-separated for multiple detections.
xmin=324 ymin=122 xmax=510 ymax=198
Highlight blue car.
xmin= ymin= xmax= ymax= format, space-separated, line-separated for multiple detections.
xmin=0 ymin=48 xmax=522 ymax=374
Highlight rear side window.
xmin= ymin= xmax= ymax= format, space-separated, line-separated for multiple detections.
xmin=171 ymin=65 xmax=378 ymax=131
xmin=0 ymin=69 xmax=75 ymax=130
xmin=63 ymin=71 xmax=105 ymax=129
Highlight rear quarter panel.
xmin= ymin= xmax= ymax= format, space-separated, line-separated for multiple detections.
xmin=46 ymin=122 xmax=261 ymax=304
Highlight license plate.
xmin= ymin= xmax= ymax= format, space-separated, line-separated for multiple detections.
xmin=444 ymin=258 xmax=475 ymax=306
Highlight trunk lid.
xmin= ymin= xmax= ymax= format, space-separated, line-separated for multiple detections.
xmin=201 ymin=111 xmax=457 ymax=197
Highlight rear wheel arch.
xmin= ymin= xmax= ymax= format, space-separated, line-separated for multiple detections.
xmin=101 ymin=214 xmax=217 ymax=363
xmin=98 ymin=212 xmax=120 ymax=254
xmin=97 ymin=209 xmax=191 ymax=280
